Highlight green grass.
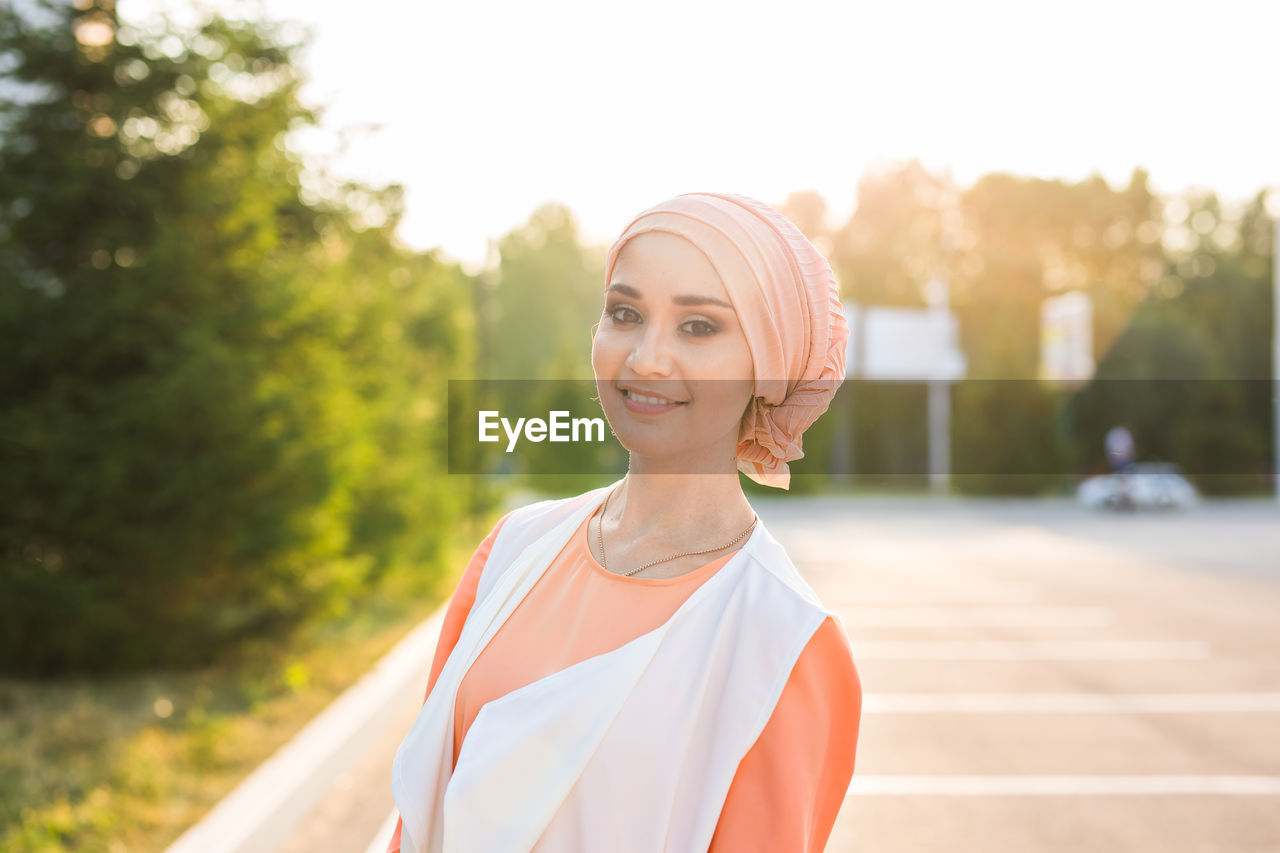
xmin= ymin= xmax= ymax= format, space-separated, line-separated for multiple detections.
xmin=0 ymin=510 xmax=500 ymax=853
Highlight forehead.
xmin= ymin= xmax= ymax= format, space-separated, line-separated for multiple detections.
xmin=610 ymin=231 xmax=726 ymax=296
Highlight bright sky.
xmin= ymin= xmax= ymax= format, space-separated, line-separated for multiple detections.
xmin=121 ymin=0 xmax=1279 ymax=273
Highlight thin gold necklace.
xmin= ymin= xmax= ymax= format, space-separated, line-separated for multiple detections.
xmin=595 ymin=485 xmax=758 ymax=578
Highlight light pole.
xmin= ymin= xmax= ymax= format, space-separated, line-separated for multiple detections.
xmin=924 ymin=277 xmax=952 ymax=495
xmin=1273 ymin=210 xmax=1279 ymax=504
xmin=832 ymin=301 xmax=858 ymax=487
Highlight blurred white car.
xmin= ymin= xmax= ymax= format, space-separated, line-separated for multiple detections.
xmin=1076 ymin=463 xmax=1199 ymax=510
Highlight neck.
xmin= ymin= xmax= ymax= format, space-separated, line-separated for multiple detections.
xmin=607 ymin=468 xmax=755 ymax=548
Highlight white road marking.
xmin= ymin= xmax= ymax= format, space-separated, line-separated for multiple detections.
xmin=848 ymin=775 xmax=1280 ymax=795
xmin=850 ymin=639 xmax=1211 ymax=660
xmin=363 ymin=809 xmax=399 ymax=853
xmin=862 ymin=692 xmax=1280 ymax=713
xmin=813 ymin=582 xmax=1048 ymax=604
xmin=837 ymin=606 xmax=1114 ymax=628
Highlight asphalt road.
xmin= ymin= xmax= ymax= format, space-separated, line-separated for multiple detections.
xmin=279 ymin=495 xmax=1280 ymax=852
xmin=787 ymin=496 xmax=1280 ymax=853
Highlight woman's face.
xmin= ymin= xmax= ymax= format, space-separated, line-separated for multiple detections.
xmin=591 ymin=231 xmax=755 ymax=471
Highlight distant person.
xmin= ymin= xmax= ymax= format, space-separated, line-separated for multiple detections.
xmin=1105 ymin=424 xmax=1135 ymax=474
xmin=386 ymin=193 xmax=862 ymax=852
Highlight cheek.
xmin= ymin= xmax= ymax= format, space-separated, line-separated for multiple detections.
xmin=701 ymin=338 xmax=754 ymax=382
xmin=710 ymin=340 xmax=754 ymax=415
xmin=590 ymin=324 xmax=623 ymax=374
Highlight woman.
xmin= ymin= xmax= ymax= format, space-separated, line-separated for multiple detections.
xmin=388 ymin=192 xmax=861 ymax=853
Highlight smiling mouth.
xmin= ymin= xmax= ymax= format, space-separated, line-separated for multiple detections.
xmin=621 ymin=388 xmax=687 ymax=406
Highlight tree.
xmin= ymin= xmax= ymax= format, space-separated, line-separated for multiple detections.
xmin=0 ymin=0 xmax=469 ymax=672
xmin=830 ymin=159 xmax=953 ymax=311
xmin=489 ymin=202 xmax=603 ymax=381
xmin=950 ymin=168 xmax=1165 ymax=378
xmin=1068 ymin=188 xmax=1274 ymax=493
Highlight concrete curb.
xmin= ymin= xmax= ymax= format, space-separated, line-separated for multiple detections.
xmin=165 ymin=607 xmax=446 ymax=853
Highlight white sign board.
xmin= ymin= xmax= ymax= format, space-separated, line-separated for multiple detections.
xmin=844 ymin=302 xmax=966 ymax=380
xmin=1040 ymin=290 xmax=1094 ymax=382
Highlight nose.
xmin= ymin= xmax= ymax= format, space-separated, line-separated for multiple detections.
xmin=626 ymin=324 xmax=674 ymax=376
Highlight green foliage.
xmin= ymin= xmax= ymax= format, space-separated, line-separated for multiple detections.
xmin=489 ymin=202 xmax=604 ymax=381
xmin=1068 ymin=200 xmax=1274 ymax=495
xmin=820 ymin=161 xmax=1273 ymax=493
xmin=475 ymin=204 xmax=620 ymax=491
xmin=0 ymin=2 xmax=471 ymax=673
xmin=853 ymin=382 xmax=929 ymax=478
xmin=952 ymin=381 xmax=1070 ymax=495
xmin=0 ymin=552 xmax=469 ymax=853
xmin=952 ymin=168 xmax=1165 ymax=378
xmin=830 ymin=160 xmax=951 ymax=309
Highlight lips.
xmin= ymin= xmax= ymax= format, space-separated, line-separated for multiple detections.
xmin=617 ymin=385 xmax=687 ymax=405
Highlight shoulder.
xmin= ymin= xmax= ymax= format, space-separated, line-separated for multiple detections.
xmin=735 ymin=518 xmax=831 ymax=617
xmin=805 ymin=614 xmax=860 ymax=692
xmin=712 ymin=520 xmax=849 ymax=686
xmin=732 ymin=518 xmax=861 ymax=685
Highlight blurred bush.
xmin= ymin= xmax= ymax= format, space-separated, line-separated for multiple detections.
xmin=953 ymin=381 xmax=1070 ymax=495
xmin=0 ymin=2 xmax=476 ymax=674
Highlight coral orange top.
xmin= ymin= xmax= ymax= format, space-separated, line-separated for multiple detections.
xmin=388 ymin=509 xmax=862 ymax=852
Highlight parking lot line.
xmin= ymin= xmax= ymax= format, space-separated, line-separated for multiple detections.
xmin=862 ymin=692 xmax=1280 ymax=712
xmin=837 ymin=605 xmax=1114 ymax=627
xmin=848 ymin=775 xmax=1280 ymax=795
xmin=850 ymin=639 xmax=1211 ymax=660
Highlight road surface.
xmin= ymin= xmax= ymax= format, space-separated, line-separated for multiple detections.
xmin=278 ymin=495 xmax=1280 ymax=852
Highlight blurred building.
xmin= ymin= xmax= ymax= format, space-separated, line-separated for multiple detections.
xmin=1040 ymin=290 xmax=1095 ymax=385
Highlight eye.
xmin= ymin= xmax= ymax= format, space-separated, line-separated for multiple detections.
xmin=606 ymin=304 xmax=641 ymax=325
xmin=681 ymin=318 xmax=719 ymax=337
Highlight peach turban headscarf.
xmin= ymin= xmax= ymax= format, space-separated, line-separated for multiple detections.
xmin=603 ymin=192 xmax=849 ymax=490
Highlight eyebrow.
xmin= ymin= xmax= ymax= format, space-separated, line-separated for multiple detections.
xmin=606 ymin=283 xmax=733 ymax=310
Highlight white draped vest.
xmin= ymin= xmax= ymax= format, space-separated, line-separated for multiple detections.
xmin=391 ymin=481 xmax=835 ymax=853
